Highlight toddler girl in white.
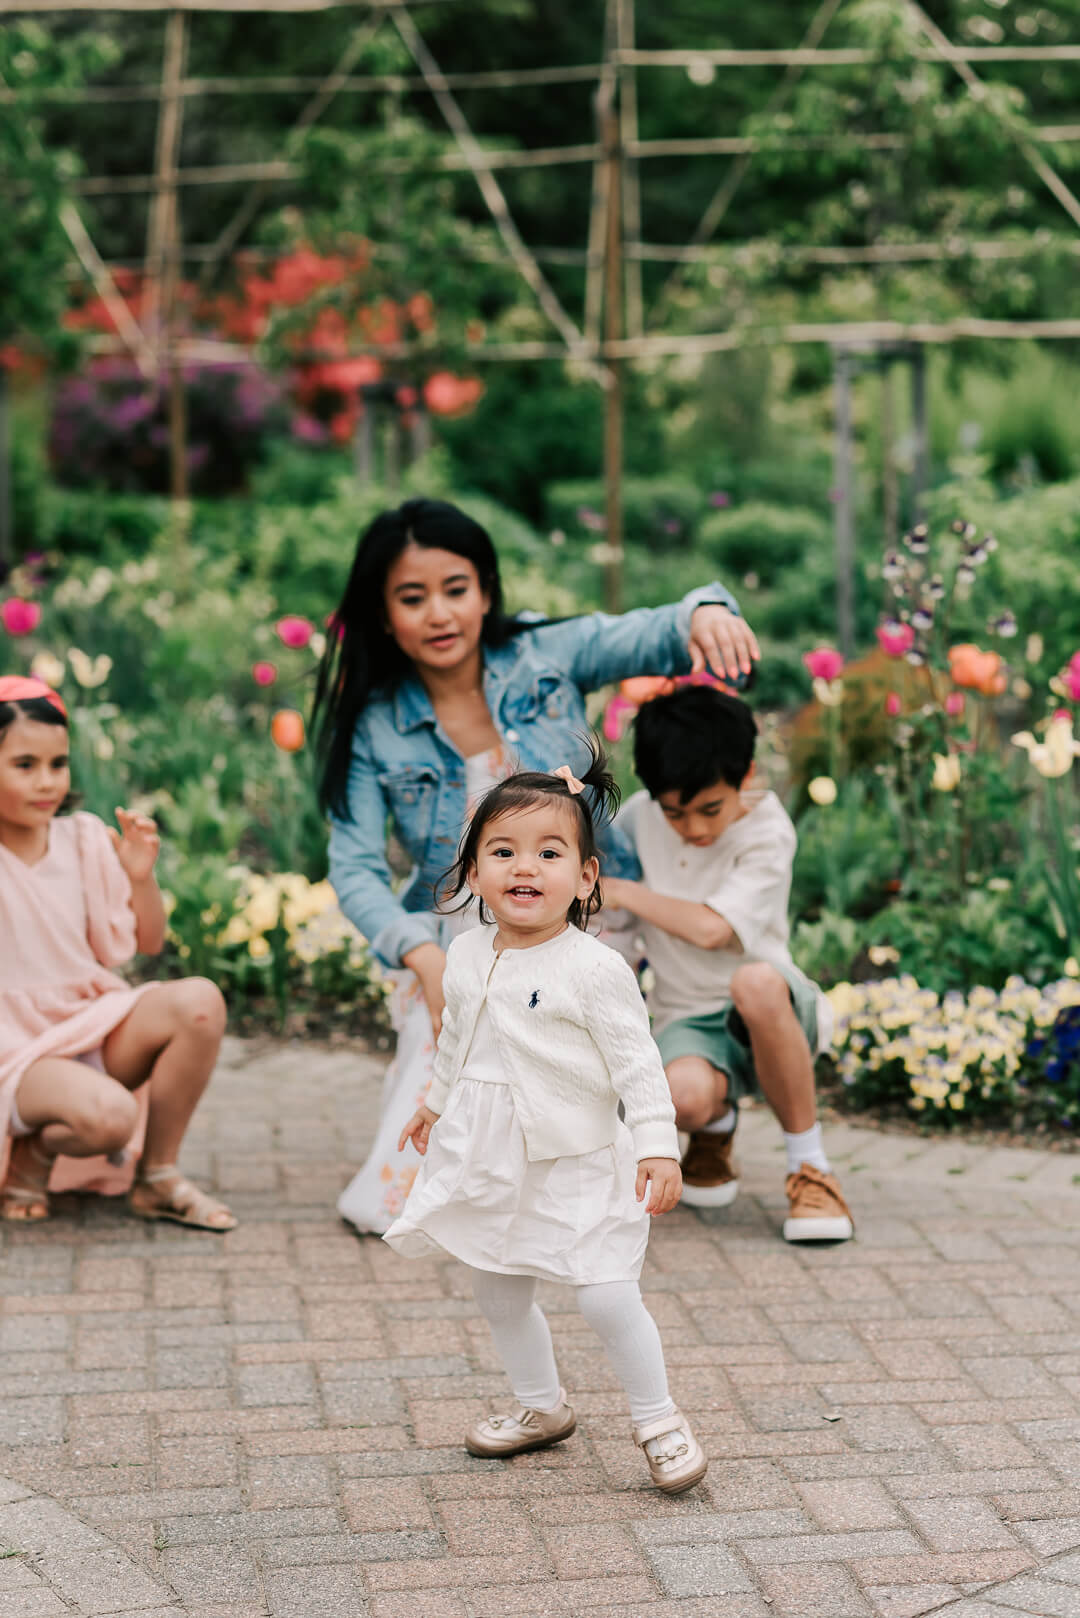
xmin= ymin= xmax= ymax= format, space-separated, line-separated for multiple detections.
xmin=385 ymin=751 xmax=707 ymax=1494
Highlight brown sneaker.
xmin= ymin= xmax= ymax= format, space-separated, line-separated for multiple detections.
xmin=679 ymin=1120 xmax=739 ymax=1208
xmin=783 ymin=1162 xmax=854 ymax=1242
xmin=465 ymin=1389 xmax=576 ymax=1457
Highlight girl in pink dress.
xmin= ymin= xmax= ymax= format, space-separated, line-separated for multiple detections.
xmin=0 ymin=676 xmax=234 ymax=1230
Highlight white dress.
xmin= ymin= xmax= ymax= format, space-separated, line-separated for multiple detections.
xmin=337 ymin=746 xmax=516 ymax=1235
xmin=382 ymin=967 xmax=651 ymax=1287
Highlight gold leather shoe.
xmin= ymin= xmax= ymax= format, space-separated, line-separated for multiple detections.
xmin=634 ymin=1408 xmax=708 ymax=1494
xmin=465 ymin=1389 xmax=576 ymax=1457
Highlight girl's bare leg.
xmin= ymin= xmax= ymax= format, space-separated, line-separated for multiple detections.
xmin=101 ymin=979 xmax=233 ymax=1227
xmin=3 ymin=1059 xmax=140 ymax=1220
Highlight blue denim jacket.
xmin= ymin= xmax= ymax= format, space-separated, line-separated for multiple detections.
xmin=329 ymin=580 xmax=739 ymax=967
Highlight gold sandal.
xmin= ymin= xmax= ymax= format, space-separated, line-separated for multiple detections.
xmin=1 ymin=1141 xmax=55 ymax=1223
xmin=128 ymin=1164 xmax=236 ymax=1233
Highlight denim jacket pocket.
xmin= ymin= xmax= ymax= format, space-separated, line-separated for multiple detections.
xmin=378 ymin=765 xmax=441 ymax=848
xmin=506 ymin=670 xmax=579 ymax=727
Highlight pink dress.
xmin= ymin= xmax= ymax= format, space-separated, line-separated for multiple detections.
xmin=0 ymin=812 xmax=158 ymax=1193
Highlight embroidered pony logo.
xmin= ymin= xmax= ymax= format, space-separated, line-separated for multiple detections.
xmin=528 ymin=991 xmax=540 ymax=1009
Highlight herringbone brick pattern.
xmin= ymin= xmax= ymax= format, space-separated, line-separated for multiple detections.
xmin=2 ymin=1037 xmax=1080 ymax=1617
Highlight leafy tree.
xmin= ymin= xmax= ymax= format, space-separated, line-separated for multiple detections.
xmin=0 ymin=21 xmax=114 ymax=352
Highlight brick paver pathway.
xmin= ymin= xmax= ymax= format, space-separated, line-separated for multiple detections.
xmin=3 ymin=1037 xmax=1080 ymax=1618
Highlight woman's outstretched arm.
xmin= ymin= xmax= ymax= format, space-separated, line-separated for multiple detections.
xmin=528 ymin=581 xmax=758 ymax=694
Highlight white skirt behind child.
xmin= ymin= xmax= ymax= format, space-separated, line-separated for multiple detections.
xmin=382 ymin=1077 xmax=650 ymax=1286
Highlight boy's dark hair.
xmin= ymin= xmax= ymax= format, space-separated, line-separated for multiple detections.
xmin=633 ymin=686 xmax=757 ymax=803
xmin=441 ymin=741 xmax=619 ymax=930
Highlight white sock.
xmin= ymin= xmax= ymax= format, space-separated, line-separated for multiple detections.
xmin=704 ymin=1107 xmax=737 ymax=1135
xmin=784 ymin=1123 xmax=829 ymax=1176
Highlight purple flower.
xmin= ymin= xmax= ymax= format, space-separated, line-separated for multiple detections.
xmin=107 ymin=393 xmax=156 ymax=433
xmin=291 ymin=413 xmax=327 ymax=444
xmin=709 ymin=491 xmax=730 ymax=508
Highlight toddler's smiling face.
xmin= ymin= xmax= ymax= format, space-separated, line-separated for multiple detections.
xmin=468 ymin=801 xmax=598 ymax=942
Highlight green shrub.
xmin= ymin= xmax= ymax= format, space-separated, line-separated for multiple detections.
xmin=698 ymin=501 xmax=827 ymax=586
xmin=545 ymin=477 xmax=704 ymax=552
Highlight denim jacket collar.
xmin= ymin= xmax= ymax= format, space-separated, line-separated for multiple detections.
xmin=391 ymin=641 xmax=519 ymax=736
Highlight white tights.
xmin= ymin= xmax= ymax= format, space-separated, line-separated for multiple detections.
xmin=468 ymin=1267 xmax=676 ymax=1427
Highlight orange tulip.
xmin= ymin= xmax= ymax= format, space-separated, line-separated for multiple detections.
xmin=271 ymin=709 xmax=306 ymax=752
xmin=947 ymin=643 xmax=1007 ymax=696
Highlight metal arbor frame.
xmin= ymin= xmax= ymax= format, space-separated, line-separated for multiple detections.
xmin=3 ymin=0 xmax=1080 ymax=628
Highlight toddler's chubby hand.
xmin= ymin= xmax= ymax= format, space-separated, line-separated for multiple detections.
xmin=108 ymin=807 xmax=160 ymax=884
xmin=636 ymin=1157 xmax=682 ymax=1216
xmin=398 ymin=1105 xmax=441 ymax=1156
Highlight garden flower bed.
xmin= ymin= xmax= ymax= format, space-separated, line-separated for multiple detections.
xmin=826 ymin=974 xmax=1080 ymax=1132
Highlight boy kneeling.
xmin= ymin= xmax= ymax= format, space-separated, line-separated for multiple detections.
xmin=605 ymin=685 xmax=853 ymax=1243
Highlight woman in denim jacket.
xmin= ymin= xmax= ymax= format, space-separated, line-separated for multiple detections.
xmin=313 ymin=497 xmax=759 ymax=1233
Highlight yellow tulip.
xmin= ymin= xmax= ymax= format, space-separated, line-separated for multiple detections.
xmin=931 ymin=753 xmax=961 ymax=791
xmin=30 ymin=650 xmax=66 ymax=686
xmin=808 ymin=775 xmax=838 ymax=806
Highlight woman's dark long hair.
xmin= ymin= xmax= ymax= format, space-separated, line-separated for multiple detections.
xmin=439 ymin=741 xmax=620 ymax=931
xmin=313 ymin=498 xmax=531 ymax=819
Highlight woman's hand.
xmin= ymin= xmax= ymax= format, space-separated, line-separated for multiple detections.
xmin=636 ymin=1157 xmax=682 ymax=1216
xmin=108 ymin=808 xmax=161 ymax=885
xmin=402 ymin=941 xmax=447 ymax=1041
xmin=398 ymin=1104 xmax=440 ymax=1155
xmin=603 ymin=876 xmax=630 ymax=909
xmin=688 ymin=604 xmax=760 ymax=682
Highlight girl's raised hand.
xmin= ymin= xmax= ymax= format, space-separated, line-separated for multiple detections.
xmin=636 ymin=1157 xmax=682 ymax=1216
xmin=398 ymin=1104 xmax=440 ymax=1156
xmin=108 ymin=808 xmax=161 ymax=884
xmin=688 ymin=603 xmax=760 ymax=682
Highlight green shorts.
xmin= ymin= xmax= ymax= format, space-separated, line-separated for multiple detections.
xmin=653 ymin=963 xmax=819 ymax=1103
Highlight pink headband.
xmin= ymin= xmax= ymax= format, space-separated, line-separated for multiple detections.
xmin=0 ymin=675 xmax=68 ymax=719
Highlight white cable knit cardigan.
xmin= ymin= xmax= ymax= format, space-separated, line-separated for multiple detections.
xmin=425 ymin=923 xmax=680 ymax=1164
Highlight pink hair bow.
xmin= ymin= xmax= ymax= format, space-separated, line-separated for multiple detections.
xmin=553 ymin=764 xmax=585 ymax=795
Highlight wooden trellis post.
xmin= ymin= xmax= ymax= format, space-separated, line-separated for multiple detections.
xmin=832 ymin=346 xmax=855 ymax=659
xmin=601 ymin=86 xmax=624 ymax=616
xmin=0 ymin=367 xmax=10 ymax=573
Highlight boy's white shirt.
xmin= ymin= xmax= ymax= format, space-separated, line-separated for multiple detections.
xmin=425 ymin=922 xmax=680 ymax=1164
xmin=613 ymin=788 xmax=832 ymax=1052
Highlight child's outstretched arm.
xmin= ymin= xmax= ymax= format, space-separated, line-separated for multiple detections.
xmin=398 ymin=1105 xmax=440 ymax=1155
xmin=398 ymin=936 xmax=469 ymax=1155
xmin=604 ymin=876 xmax=736 ymax=952
xmin=108 ymin=807 xmax=166 ymax=955
xmin=585 ymin=950 xmax=682 ymax=1213
xmin=636 ymin=1158 xmax=682 ymax=1215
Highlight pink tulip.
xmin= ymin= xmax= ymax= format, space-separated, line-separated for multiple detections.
xmin=885 ymin=692 xmax=902 ymax=717
xmin=1065 ymin=652 xmax=1080 ymax=703
xmin=1 ymin=598 xmax=41 ymax=637
xmin=876 ymin=621 xmax=915 ymax=658
xmin=602 ymin=695 xmax=636 ymax=743
xmin=802 ymin=646 xmax=845 ymax=682
xmin=945 ymin=691 xmax=965 ymax=717
xmin=275 ymin=616 xmax=314 ymax=650
xmin=252 ymin=661 xmax=278 ymax=687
